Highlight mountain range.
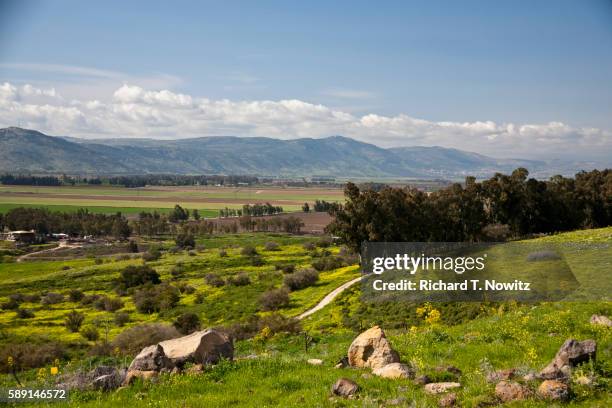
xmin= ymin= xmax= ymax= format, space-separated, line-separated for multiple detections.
xmin=0 ymin=127 xmax=600 ymax=179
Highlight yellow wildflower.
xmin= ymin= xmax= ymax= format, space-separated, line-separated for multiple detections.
xmin=50 ymin=366 xmax=59 ymax=375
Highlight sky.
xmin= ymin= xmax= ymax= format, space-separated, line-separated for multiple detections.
xmin=0 ymin=0 xmax=611 ymax=162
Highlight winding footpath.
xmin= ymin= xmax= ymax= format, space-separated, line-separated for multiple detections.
xmin=297 ymin=275 xmax=363 ymax=320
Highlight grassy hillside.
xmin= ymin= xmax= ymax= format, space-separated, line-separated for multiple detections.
xmin=0 ymin=228 xmax=610 ymax=406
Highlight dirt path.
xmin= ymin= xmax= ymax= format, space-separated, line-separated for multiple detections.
xmin=16 ymin=241 xmax=82 ymax=262
xmin=297 ymin=275 xmax=363 ymax=320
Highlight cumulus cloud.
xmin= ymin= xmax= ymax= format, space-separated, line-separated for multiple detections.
xmin=0 ymin=81 xmax=610 ymax=161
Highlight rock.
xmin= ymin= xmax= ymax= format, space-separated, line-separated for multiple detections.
xmin=414 ymin=375 xmax=432 ymax=385
xmin=159 ymin=329 xmax=233 ymax=367
xmin=387 ymin=396 xmax=407 ymax=405
xmin=590 ymin=314 xmax=612 ymax=327
xmin=494 ymin=380 xmax=531 ymax=402
xmin=522 ymin=372 xmax=537 ymax=382
xmin=372 ymin=363 xmax=414 ymax=379
xmin=439 ymin=392 xmax=457 ymax=407
xmin=92 ymin=370 xmax=126 ymax=392
xmin=334 ymin=356 xmax=349 ymax=369
xmin=307 ymin=358 xmax=323 ymax=366
xmin=331 ymin=378 xmax=359 ymax=397
xmin=89 ymin=365 xmax=117 ymax=379
xmin=424 ymin=382 xmax=461 ymax=394
xmin=124 ymin=370 xmax=159 ymax=385
xmin=537 ymin=380 xmax=569 ymax=401
xmin=539 ymin=339 xmax=596 ymax=380
xmin=347 ymin=326 xmax=400 ymax=369
xmin=486 ymin=368 xmax=516 ymax=383
xmin=128 ymin=344 xmax=174 ymax=372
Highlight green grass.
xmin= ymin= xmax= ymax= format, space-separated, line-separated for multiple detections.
xmin=0 ymin=203 xmax=218 ymax=216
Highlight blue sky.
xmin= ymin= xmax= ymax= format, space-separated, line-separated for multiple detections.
xmin=0 ymin=0 xmax=611 ymax=161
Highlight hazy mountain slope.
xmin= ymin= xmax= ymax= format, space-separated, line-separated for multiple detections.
xmin=0 ymin=127 xmax=558 ymax=178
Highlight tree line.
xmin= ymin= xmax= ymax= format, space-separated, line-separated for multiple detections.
xmin=328 ymin=168 xmax=612 ymax=252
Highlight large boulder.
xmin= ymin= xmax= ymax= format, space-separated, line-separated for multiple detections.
xmin=347 ymin=326 xmax=400 ymax=369
xmin=372 ymin=363 xmax=414 ymax=379
xmin=539 ymin=339 xmax=596 ymax=380
xmin=128 ymin=344 xmax=174 ymax=372
xmin=537 ymin=380 xmax=569 ymax=401
xmin=494 ymin=380 xmax=531 ymax=402
xmin=331 ymin=378 xmax=359 ymax=397
xmin=590 ymin=314 xmax=612 ymax=327
xmin=158 ymin=329 xmax=233 ymax=367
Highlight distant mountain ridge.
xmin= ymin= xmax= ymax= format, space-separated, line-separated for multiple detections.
xmin=0 ymin=127 xmax=592 ymax=178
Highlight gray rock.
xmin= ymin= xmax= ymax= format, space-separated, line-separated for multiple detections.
xmin=159 ymin=329 xmax=233 ymax=367
xmin=590 ymin=314 xmax=612 ymax=327
xmin=424 ymin=382 xmax=461 ymax=394
xmin=486 ymin=368 xmax=516 ymax=383
xmin=537 ymin=380 xmax=569 ymax=401
xmin=92 ymin=369 xmax=125 ymax=392
xmin=414 ymin=375 xmax=432 ymax=385
xmin=128 ymin=344 xmax=174 ymax=372
xmin=494 ymin=380 xmax=531 ymax=402
xmin=439 ymin=392 xmax=457 ymax=407
xmin=539 ymin=339 xmax=596 ymax=380
xmin=332 ymin=378 xmax=359 ymax=397
xmin=372 ymin=363 xmax=414 ymax=379
xmin=347 ymin=326 xmax=400 ymax=369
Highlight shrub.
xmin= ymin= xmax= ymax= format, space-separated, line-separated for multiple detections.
xmin=41 ymin=292 xmax=64 ymax=305
xmin=264 ymin=242 xmax=280 ymax=251
xmin=1 ymin=298 xmax=19 ymax=310
xmin=22 ymin=293 xmax=41 ymax=303
xmin=94 ymin=296 xmax=124 ymax=312
xmin=173 ymin=312 xmax=201 ymax=335
xmin=303 ymin=242 xmax=316 ymax=251
xmin=68 ymin=289 xmax=84 ymax=303
xmin=316 ymin=237 xmax=333 ymax=248
xmin=227 ymin=272 xmax=251 ymax=286
xmin=177 ymin=283 xmax=196 ymax=294
xmin=311 ymin=256 xmax=344 ymax=272
xmin=250 ymin=255 xmax=264 ymax=266
xmin=61 ymin=265 xmax=71 ymax=270
xmin=133 ymin=283 xmax=180 ymax=314
xmin=16 ymin=308 xmax=35 ymax=319
xmin=94 ymin=257 xmax=103 ymax=265
xmin=218 ymin=249 xmax=228 ymax=257
xmin=80 ymin=294 xmax=102 ymax=306
xmin=89 ymin=341 xmax=113 ymax=357
xmin=194 ymin=292 xmax=205 ymax=304
xmin=170 ymin=265 xmax=184 ymax=279
xmin=175 ymin=232 xmax=195 ymax=249
xmin=114 ymin=312 xmax=130 ymax=327
xmin=81 ymin=326 xmax=100 ymax=341
xmin=112 ymin=323 xmax=180 ymax=355
xmin=223 ymin=313 xmax=301 ymax=341
xmin=279 ymin=264 xmax=296 ymax=274
xmin=241 ymin=246 xmax=258 ymax=257
xmin=128 ymin=240 xmax=139 ymax=253
xmin=0 ymin=343 xmax=66 ymax=373
xmin=142 ymin=246 xmax=161 ymax=262
xmin=64 ymin=310 xmax=85 ymax=332
xmin=117 ymin=264 xmax=160 ymax=289
xmin=205 ymin=273 xmax=225 ymax=287
xmin=259 ymin=288 xmax=290 ymax=311
xmin=284 ymin=269 xmax=319 ymax=291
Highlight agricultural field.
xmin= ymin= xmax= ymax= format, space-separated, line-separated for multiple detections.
xmin=0 ymin=184 xmax=345 ymax=217
xmin=0 ymin=228 xmax=610 ymax=406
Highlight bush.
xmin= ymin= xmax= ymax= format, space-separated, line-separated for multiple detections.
xmin=276 ymin=264 xmax=295 ymax=274
xmin=264 ymin=242 xmax=280 ymax=251
xmin=0 ymin=343 xmax=66 ymax=373
xmin=227 ymin=272 xmax=251 ymax=286
xmin=1 ymin=298 xmax=19 ymax=310
xmin=114 ymin=312 xmax=130 ymax=327
xmin=22 ymin=293 xmax=41 ymax=303
xmin=218 ymin=249 xmax=228 ymax=257
xmin=250 ymin=255 xmax=264 ymax=266
xmin=175 ymin=232 xmax=195 ymax=249
xmin=64 ymin=310 xmax=85 ymax=332
xmin=303 ymin=242 xmax=316 ymax=251
xmin=117 ymin=264 xmax=160 ymax=289
xmin=170 ymin=265 xmax=184 ymax=279
xmin=133 ymin=283 xmax=180 ymax=314
xmin=142 ymin=246 xmax=161 ymax=262
xmin=194 ymin=292 xmax=205 ymax=304
xmin=68 ymin=289 xmax=84 ymax=302
xmin=94 ymin=257 xmax=103 ymax=265
xmin=81 ymin=326 xmax=100 ymax=341
xmin=311 ymin=256 xmax=344 ymax=272
xmin=80 ymin=294 xmax=102 ymax=306
xmin=284 ymin=269 xmax=319 ymax=291
xmin=16 ymin=308 xmax=35 ymax=319
xmin=112 ymin=323 xmax=180 ymax=355
xmin=173 ymin=312 xmax=201 ymax=335
xmin=93 ymin=296 xmax=124 ymax=312
xmin=259 ymin=288 xmax=290 ymax=311
xmin=241 ymin=246 xmax=258 ymax=257
xmin=128 ymin=240 xmax=139 ymax=253
xmin=177 ymin=283 xmax=196 ymax=294
xmin=223 ymin=313 xmax=301 ymax=341
xmin=205 ymin=273 xmax=225 ymax=287
xmin=41 ymin=292 xmax=65 ymax=305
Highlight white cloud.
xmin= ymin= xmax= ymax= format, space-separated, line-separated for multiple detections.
xmin=0 ymin=81 xmax=610 ymax=161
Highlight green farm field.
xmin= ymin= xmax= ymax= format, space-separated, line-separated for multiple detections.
xmin=0 ymin=184 xmax=344 ymax=216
